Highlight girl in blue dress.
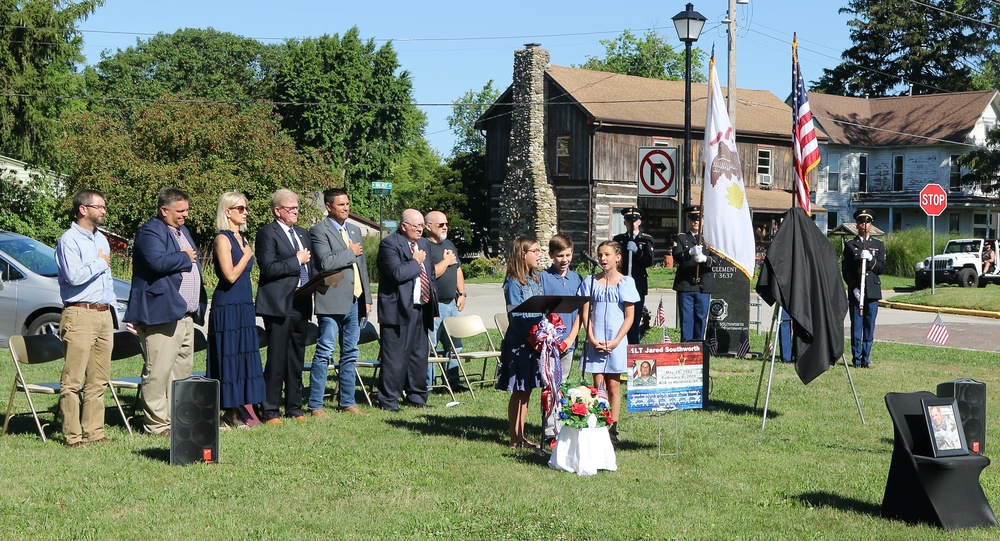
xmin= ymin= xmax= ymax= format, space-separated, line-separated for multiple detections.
xmin=207 ymin=192 xmax=265 ymax=428
xmin=495 ymin=237 xmax=544 ymax=450
xmin=579 ymin=240 xmax=639 ymax=443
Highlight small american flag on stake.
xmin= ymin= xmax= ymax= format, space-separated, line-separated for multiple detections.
xmin=926 ymin=314 xmax=949 ymax=346
xmin=653 ymin=298 xmax=665 ymax=327
xmin=662 ymin=326 xmax=672 ymax=344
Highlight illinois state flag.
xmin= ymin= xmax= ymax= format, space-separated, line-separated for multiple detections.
xmin=702 ymin=57 xmax=755 ymax=278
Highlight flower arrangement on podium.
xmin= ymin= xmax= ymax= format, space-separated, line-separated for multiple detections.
xmin=530 ymin=313 xmax=568 ymax=436
xmin=559 ymin=382 xmax=613 ymax=429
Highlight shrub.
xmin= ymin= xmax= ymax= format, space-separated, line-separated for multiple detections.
xmin=880 ymin=227 xmax=961 ymax=278
xmin=463 ymin=256 xmax=504 ymax=279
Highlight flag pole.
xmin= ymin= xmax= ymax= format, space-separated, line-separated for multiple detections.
xmin=791 ymin=34 xmax=798 ymax=211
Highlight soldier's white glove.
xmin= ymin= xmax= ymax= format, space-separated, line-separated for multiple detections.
xmin=688 ymin=245 xmax=703 ymax=257
xmin=695 ymin=251 xmax=708 ymax=263
xmin=860 ymin=249 xmax=874 ymax=261
xmin=853 ymin=288 xmax=861 ymax=302
xmin=626 ymin=241 xmax=638 ymax=253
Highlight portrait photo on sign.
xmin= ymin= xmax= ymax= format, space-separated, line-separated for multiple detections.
xmin=630 ymin=359 xmax=658 ymax=388
xmin=921 ymin=398 xmax=969 ymax=457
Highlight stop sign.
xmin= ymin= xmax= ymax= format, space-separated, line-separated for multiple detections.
xmin=920 ymin=184 xmax=948 ymax=216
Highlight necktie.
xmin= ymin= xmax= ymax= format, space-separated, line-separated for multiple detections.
xmin=289 ymin=228 xmax=308 ymax=287
xmin=411 ymin=241 xmax=430 ymax=304
xmin=341 ymin=227 xmax=363 ymax=298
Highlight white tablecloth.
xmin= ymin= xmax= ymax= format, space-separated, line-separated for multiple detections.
xmin=548 ymin=426 xmax=618 ymax=476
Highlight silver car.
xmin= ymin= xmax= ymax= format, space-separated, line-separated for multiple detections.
xmin=0 ymin=230 xmax=129 ymax=348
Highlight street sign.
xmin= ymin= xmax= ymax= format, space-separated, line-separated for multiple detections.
xmin=919 ymin=184 xmax=947 ymax=217
xmin=637 ymin=146 xmax=677 ymax=197
xmin=372 ymin=181 xmax=392 ymax=195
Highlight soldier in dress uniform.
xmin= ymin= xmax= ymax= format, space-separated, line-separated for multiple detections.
xmin=841 ymin=208 xmax=885 ymax=368
xmin=671 ymin=206 xmax=714 ymax=343
xmin=613 ymin=206 xmax=654 ymax=344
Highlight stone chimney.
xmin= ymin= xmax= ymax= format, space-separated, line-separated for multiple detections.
xmin=498 ymin=44 xmax=558 ymax=257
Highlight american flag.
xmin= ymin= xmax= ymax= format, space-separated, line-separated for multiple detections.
xmin=662 ymin=326 xmax=672 ymax=344
xmin=708 ymin=327 xmax=718 ymax=356
xmin=737 ymin=331 xmax=751 ymax=358
xmin=792 ymin=36 xmax=820 ymax=216
xmin=926 ymin=314 xmax=949 ymax=346
xmin=653 ymin=298 xmax=665 ymax=327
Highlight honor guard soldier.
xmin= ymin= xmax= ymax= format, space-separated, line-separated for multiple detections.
xmin=672 ymin=205 xmax=714 ymax=343
xmin=841 ymin=208 xmax=885 ymax=368
xmin=613 ymin=206 xmax=654 ymax=344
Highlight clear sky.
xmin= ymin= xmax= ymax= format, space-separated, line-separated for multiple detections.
xmin=79 ymin=0 xmax=853 ymax=156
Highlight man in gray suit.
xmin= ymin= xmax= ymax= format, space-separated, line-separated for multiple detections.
xmin=308 ymin=188 xmax=372 ymax=416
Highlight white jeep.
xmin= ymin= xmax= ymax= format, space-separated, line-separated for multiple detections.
xmin=914 ymin=238 xmax=1000 ymax=289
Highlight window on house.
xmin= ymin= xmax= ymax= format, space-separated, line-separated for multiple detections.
xmin=974 ymin=213 xmax=989 ymax=238
xmin=555 ymin=135 xmax=570 ymax=176
xmin=827 ymin=153 xmax=841 ymax=191
xmin=949 ymin=213 xmax=961 ymax=233
xmin=892 ymin=155 xmax=904 ymax=191
xmin=858 ymin=155 xmax=868 ymax=193
xmin=950 ymin=155 xmax=962 ymax=192
xmin=757 ymin=148 xmax=772 ymax=187
xmin=828 ymin=211 xmax=838 ymax=230
xmin=893 ymin=213 xmax=902 ymax=232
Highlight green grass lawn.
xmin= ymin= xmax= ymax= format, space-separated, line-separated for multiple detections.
xmin=889 ymin=286 xmax=1000 ymax=312
xmin=2 ymin=331 xmax=998 ymax=539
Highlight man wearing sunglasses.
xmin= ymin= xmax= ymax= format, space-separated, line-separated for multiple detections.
xmin=841 ymin=208 xmax=885 ymax=368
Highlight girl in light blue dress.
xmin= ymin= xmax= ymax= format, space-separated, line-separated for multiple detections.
xmin=579 ymin=240 xmax=639 ymax=442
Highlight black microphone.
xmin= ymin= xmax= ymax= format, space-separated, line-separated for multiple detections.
xmin=581 ymin=252 xmax=600 ymax=267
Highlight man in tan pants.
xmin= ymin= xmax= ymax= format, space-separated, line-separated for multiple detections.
xmin=55 ymin=189 xmax=117 ymax=447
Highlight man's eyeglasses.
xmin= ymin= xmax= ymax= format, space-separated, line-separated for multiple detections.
xmin=83 ymin=204 xmax=107 ymax=211
xmin=229 ymin=205 xmax=248 ymax=213
xmin=279 ymin=206 xmax=300 ymax=213
xmin=404 ymin=222 xmax=425 ymax=230
xmin=429 ymin=222 xmax=448 ymax=227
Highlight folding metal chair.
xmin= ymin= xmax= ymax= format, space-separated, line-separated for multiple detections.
xmin=494 ymin=312 xmax=510 ymax=341
xmin=442 ymin=315 xmax=501 ymax=400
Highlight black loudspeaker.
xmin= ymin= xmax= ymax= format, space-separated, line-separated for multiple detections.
xmin=937 ymin=378 xmax=986 ymax=454
xmin=170 ymin=376 xmax=219 ymax=465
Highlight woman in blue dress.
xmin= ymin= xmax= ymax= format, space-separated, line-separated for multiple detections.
xmin=207 ymin=192 xmax=265 ymax=428
xmin=579 ymin=240 xmax=639 ymax=445
xmin=495 ymin=236 xmax=544 ymax=450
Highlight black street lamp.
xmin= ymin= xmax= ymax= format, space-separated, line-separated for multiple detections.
xmin=673 ymin=3 xmax=706 ymax=222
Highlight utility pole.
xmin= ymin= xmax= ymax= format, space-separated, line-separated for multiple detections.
xmin=725 ymin=0 xmax=738 ymax=126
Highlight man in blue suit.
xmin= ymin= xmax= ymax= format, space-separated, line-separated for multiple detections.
xmin=125 ymin=187 xmax=207 ymax=437
xmin=375 ymin=208 xmax=437 ymax=411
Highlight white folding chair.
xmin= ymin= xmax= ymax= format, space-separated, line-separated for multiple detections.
xmin=442 ymin=315 xmax=501 ymax=400
xmin=494 ymin=312 xmax=509 ymax=342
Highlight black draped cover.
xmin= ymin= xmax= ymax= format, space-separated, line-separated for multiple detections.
xmin=756 ymin=208 xmax=847 ymax=384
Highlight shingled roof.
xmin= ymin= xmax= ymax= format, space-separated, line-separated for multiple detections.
xmin=807 ymin=90 xmax=999 ymax=146
xmin=542 ymin=65 xmax=793 ymax=139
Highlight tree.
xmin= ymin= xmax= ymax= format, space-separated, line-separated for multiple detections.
xmin=445 ymin=82 xmax=500 ymax=253
xmin=388 ymin=139 xmax=469 ymax=243
xmin=0 ymin=170 xmax=65 ymax=245
xmin=84 ymin=28 xmax=280 ymax=109
xmin=56 ymin=95 xmax=338 ymax=245
xmin=273 ymin=28 xmax=424 ymax=219
xmin=577 ymin=29 xmax=706 ymax=83
xmin=958 ymin=126 xmax=1000 ymax=194
xmin=814 ymin=0 xmax=1000 ymax=96
xmin=0 ymin=0 xmax=103 ymax=166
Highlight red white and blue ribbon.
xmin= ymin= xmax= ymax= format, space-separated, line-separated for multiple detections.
xmin=531 ymin=313 xmax=567 ymax=435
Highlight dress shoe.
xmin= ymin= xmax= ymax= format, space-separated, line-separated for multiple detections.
xmin=310 ymin=409 xmax=329 ymax=418
xmin=158 ymin=429 xmax=171 ymax=438
xmin=265 ymin=418 xmax=284 ymax=426
xmin=337 ymin=405 xmax=368 ymax=416
xmin=66 ymin=441 xmax=85 ymax=448
xmin=291 ymin=415 xmax=307 ymax=422
xmin=377 ymin=404 xmax=400 ymax=412
xmin=89 ymin=437 xmax=111 ymax=445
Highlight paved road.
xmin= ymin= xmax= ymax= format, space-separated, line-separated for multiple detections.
xmin=450 ymin=284 xmax=1000 ymax=353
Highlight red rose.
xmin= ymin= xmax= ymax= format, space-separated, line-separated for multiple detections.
xmin=571 ymin=402 xmax=588 ymax=416
xmin=604 ymin=415 xmax=614 ymax=425
xmin=587 ymin=386 xmax=599 ymax=396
